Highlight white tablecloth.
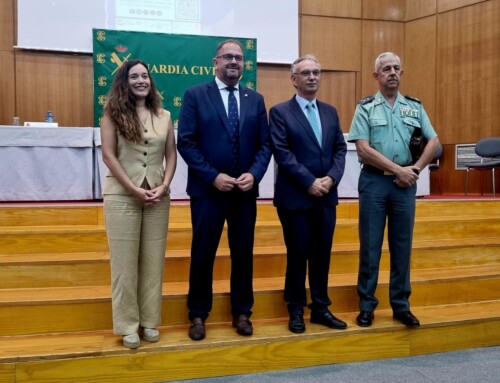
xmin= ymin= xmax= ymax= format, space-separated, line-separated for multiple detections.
xmin=0 ymin=126 xmax=95 ymax=201
xmin=0 ymin=128 xmax=428 ymax=201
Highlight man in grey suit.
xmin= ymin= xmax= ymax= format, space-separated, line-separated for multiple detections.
xmin=269 ymin=55 xmax=347 ymax=333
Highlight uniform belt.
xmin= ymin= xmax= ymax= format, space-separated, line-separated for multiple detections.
xmin=362 ymin=164 xmax=394 ymax=176
xmin=362 ymin=164 xmax=413 ymax=176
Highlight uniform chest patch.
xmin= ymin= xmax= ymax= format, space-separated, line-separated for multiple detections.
xmin=400 ymin=107 xmax=418 ymax=118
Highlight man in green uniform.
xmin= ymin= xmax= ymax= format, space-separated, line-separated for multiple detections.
xmin=348 ymin=52 xmax=439 ymax=327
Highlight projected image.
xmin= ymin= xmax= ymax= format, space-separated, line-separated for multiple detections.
xmin=115 ymin=0 xmax=201 ymax=34
xmin=17 ymin=0 xmax=297 ymax=63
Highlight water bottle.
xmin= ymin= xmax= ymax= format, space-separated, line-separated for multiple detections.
xmin=45 ymin=111 xmax=54 ymax=123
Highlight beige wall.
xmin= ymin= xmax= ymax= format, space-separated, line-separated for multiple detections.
xmin=1 ymin=0 xmax=499 ymax=194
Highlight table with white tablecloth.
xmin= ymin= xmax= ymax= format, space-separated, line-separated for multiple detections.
xmin=0 ymin=126 xmax=95 ymax=201
xmin=0 ymin=128 xmax=428 ymax=201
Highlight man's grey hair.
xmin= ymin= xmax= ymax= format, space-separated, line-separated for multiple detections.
xmin=291 ymin=54 xmax=321 ymax=76
xmin=374 ymin=52 xmax=401 ymax=72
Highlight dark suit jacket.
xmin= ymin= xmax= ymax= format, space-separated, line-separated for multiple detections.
xmin=177 ymin=80 xmax=271 ymax=198
xmin=270 ymin=96 xmax=347 ymax=209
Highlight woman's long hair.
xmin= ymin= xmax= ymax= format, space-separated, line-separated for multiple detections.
xmin=103 ymin=59 xmax=162 ymax=142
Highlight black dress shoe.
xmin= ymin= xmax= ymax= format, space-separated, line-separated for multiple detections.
xmin=288 ymin=314 xmax=306 ymax=333
xmin=188 ymin=318 xmax=206 ymax=340
xmin=393 ymin=311 xmax=420 ymax=327
xmin=310 ymin=311 xmax=347 ymax=330
xmin=356 ymin=311 xmax=374 ymax=327
xmin=232 ymin=314 xmax=253 ymax=336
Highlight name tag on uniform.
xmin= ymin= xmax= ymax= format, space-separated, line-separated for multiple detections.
xmin=400 ymin=107 xmax=418 ymax=118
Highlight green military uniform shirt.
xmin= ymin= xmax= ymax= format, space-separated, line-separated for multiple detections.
xmin=348 ymin=91 xmax=437 ymax=166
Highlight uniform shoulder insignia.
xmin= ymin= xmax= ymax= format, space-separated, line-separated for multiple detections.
xmin=357 ymin=96 xmax=375 ymax=105
xmin=404 ymin=95 xmax=422 ymax=103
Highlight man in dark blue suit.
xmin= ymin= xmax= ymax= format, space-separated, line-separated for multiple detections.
xmin=177 ymin=39 xmax=271 ymax=341
xmin=269 ymin=55 xmax=347 ymax=333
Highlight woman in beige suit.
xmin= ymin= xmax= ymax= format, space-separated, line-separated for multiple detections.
xmin=101 ymin=59 xmax=176 ymax=349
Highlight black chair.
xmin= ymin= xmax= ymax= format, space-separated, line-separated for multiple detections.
xmin=464 ymin=137 xmax=500 ymax=197
xmin=429 ymin=143 xmax=443 ymax=194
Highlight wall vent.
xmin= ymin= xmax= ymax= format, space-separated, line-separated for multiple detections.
xmin=455 ymin=144 xmax=480 ymax=170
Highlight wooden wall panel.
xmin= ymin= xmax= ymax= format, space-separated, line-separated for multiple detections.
xmin=404 ymin=16 xmax=437 ymax=129
xmin=15 ymin=51 xmax=94 ymax=127
xmin=301 ymin=16 xmax=361 ymax=71
xmin=0 ymin=51 xmax=16 ymax=125
xmin=362 ymin=0 xmax=406 ymax=21
xmin=355 ymin=71 xmax=363 ymax=101
xmin=405 ymin=0 xmax=437 ymax=21
xmin=257 ymin=65 xmax=294 ymax=109
xmin=436 ymin=0 xmax=500 ymax=143
xmin=301 ymin=0 xmax=362 ymax=18
xmin=0 ymin=0 xmax=16 ymax=125
xmin=360 ymin=21 xmax=405 ymax=97
xmin=437 ymin=0 xmax=488 ymax=13
xmin=317 ymin=72 xmax=357 ymax=133
xmin=0 ymin=0 xmax=14 ymax=50
xmin=430 ymin=145 xmax=455 ymax=195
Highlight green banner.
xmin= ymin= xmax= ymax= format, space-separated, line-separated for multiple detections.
xmin=92 ymin=29 xmax=257 ymax=127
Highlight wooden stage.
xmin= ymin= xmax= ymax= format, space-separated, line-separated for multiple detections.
xmin=0 ymin=198 xmax=499 ymax=382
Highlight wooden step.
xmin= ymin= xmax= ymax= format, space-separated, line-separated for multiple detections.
xmin=413 ymin=199 xmax=500 ymax=218
xmin=0 ymin=300 xmax=499 ymax=383
xmin=0 ymin=200 xmax=499 ymax=383
xmin=1 ymin=239 xmax=499 ymax=288
xmin=1 ymin=263 xmax=499 ymax=336
xmin=0 ymin=225 xmax=108 ymax=254
xmin=1 ymin=199 xmax=498 ymax=227
xmin=1 ymin=211 xmax=499 ymax=255
xmin=0 ymin=205 xmax=103 ymax=227
xmin=0 ymin=201 xmax=292 ymax=226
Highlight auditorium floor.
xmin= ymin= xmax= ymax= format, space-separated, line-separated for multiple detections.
xmin=165 ymin=345 xmax=500 ymax=383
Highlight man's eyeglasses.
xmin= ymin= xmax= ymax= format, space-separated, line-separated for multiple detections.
xmin=216 ymin=54 xmax=244 ymax=62
xmin=293 ymin=70 xmax=321 ymax=78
